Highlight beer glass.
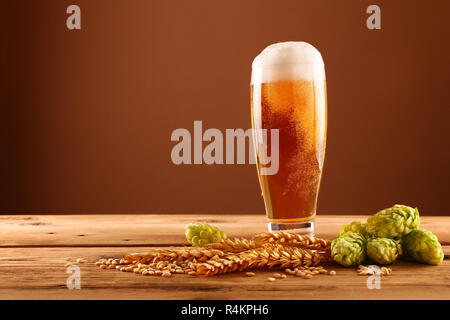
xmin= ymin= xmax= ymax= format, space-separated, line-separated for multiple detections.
xmin=250 ymin=42 xmax=327 ymax=235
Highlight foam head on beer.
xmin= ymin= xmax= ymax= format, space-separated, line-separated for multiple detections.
xmin=251 ymin=41 xmax=325 ymax=84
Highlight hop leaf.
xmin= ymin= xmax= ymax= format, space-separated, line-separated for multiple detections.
xmin=366 ymin=204 xmax=420 ymax=240
xmin=185 ymin=222 xmax=227 ymax=247
xmin=401 ymin=229 xmax=444 ymax=265
xmin=367 ymin=238 xmax=399 ymax=265
xmin=340 ymin=221 xmax=367 ymax=237
xmin=331 ymin=232 xmax=367 ymax=267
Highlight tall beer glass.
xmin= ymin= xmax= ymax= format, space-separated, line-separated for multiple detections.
xmin=251 ymin=42 xmax=327 ymax=235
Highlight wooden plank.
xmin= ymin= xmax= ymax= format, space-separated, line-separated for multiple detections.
xmin=0 ymin=247 xmax=449 ymax=300
xmin=1 ymin=214 xmax=449 ymax=247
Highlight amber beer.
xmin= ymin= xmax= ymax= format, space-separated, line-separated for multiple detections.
xmin=251 ymin=42 xmax=327 ymax=234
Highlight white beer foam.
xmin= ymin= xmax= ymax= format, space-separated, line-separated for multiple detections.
xmin=251 ymin=42 xmax=325 ymax=84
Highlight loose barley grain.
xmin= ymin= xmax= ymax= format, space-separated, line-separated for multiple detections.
xmin=162 ymin=271 xmax=172 ymax=277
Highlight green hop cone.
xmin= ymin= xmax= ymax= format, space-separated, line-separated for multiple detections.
xmin=401 ymin=229 xmax=444 ymax=265
xmin=367 ymin=238 xmax=399 ymax=265
xmin=331 ymin=232 xmax=367 ymax=267
xmin=185 ymin=222 xmax=227 ymax=247
xmin=366 ymin=204 xmax=420 ymax=240
xmin=340 ymin=221 xmax=367 ymax=237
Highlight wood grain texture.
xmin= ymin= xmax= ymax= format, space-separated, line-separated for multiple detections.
xmin=0 ymin=214 xmax=449 ymax=300
xmin=0 ymin=247 xmax=449 ymax=300
xmin=1 ymin=214 xmax=449 ymax=247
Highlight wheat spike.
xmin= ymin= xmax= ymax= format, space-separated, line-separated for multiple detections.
xmin=192 ymin=244 xmax=325 ymax=276
xmin=124 ymin=247 xmax=226 ymax=264
xmin=207 ymin=238 xmax=261 ymax=252
xmin=254 ymin=232 xmax=331 ymax=251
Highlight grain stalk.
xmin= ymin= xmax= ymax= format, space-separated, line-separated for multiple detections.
xmin=95 ymin=233 xmax=333 ymax=278
xmin=254 ymin=232 xmax=331 ymax=252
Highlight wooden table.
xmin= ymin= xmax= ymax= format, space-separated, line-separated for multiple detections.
xmin=0 ymin=214 xmax=449 ymax=300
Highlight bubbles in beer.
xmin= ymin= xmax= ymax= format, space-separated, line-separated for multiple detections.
xmin=251 ymin=41 xmax=325 ymax=84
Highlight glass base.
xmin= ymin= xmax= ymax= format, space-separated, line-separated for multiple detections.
xmin=268 ymin=219 xmax=314 ymax=236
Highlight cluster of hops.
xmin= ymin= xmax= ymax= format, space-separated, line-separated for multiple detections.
xmin=332 ymin=204 xmax=443 ymax=266
xmin=185 ymin=222 xmax=227 ymax=247
xmin=402 ymin=230 xmax=444 ymax=265
xmin=366 ymin=204 xmax=420 ymax=239
xmin=340 ymin=221 xmax=367 ymax=237
xmin=331 ymin=232 xmax=367 ymax=267
xmin=367 ymin=238 xmax=400 ymax=265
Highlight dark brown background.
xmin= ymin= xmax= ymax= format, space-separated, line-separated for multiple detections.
xmin=1 ymin=1 xmax=449 ymax=215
